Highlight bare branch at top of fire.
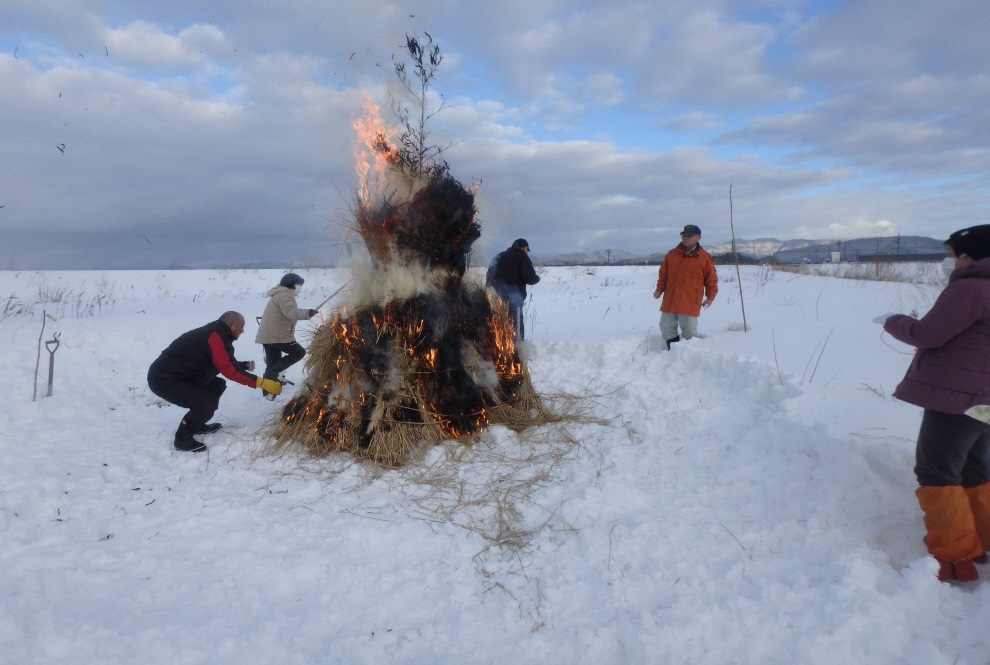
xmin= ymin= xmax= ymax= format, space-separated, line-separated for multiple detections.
xmin=389 ymin=32 xmax=451 ymax=179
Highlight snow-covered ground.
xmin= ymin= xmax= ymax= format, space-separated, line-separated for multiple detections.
xmin=2 ymin=262 xmax=986 ymax=664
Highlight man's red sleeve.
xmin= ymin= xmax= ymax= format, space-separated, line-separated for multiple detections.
xmin=207 ymin=332 xmax=257 ymax=388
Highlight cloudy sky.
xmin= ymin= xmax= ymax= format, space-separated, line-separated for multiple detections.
xmin=2 ymin=0 xmax=988 ymax=269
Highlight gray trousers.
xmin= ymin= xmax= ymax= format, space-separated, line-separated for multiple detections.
xmin=660 ymin=312 xmax=699 ymax=342
xmin=915 ymin=408 xmax=990 ymax=487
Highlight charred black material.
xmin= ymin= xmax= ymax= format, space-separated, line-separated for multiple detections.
xmin=404 ymin=173 xmax=481 ymax=275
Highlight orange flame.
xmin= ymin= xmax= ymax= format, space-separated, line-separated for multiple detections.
xmin=352 ymin=91 xmax=401 ymax=205
xmin=487 ymin=292 xmax=523 ymax=377
xmin=282 ymin=285 xmax=528 ymax=445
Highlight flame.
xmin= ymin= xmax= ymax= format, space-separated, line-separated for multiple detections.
xmin=352 ymin=91 xmax=401 ymax=205
xmin=487 ymin=292 xmax=523 ymax=377
xmin=281 ymin=284 xmax=528 ymax=449
xmin=276 ymin=81 xmax=539 ymax=460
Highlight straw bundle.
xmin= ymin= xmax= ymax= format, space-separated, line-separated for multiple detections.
xmin=265 ymin=287 xmax=559 ymax=467
xmin=263 ymin=129 xmax=558 ymax=467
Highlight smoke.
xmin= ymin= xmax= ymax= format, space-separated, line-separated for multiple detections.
xmin=347 ymin=258 xmax=443 ymax=309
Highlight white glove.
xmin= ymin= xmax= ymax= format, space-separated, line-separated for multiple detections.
xmin=872 ymin=312 xmax=899 ymax=324
xmin=965 ymin=405 xmax=990 ymax=424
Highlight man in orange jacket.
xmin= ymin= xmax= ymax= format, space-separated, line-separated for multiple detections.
xmin=652 ymin=224 xmax=718 ymax=349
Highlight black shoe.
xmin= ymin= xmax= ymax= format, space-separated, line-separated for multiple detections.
xmin=174 ymin=436 xmax=207 ymax=453
xmin=194 ymin=422 xmax=222 ymax=434
xmin=664 ymin=335 xmax=681 ymax=350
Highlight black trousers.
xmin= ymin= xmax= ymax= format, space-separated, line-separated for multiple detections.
xmin=262 ymin=342 xmax=306 ymax=378
xmin=148 ymin=372 xmax=226 ymax=430
xmin=915 ymin=408 xmax=990 ymax=487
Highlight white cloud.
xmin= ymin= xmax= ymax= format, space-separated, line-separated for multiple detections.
xmin=101 ymin=21 xmax=223 ymax=71
xmin=662 ymin=110 xmax=721 ymax=131
xmin=1 ymin=0 xmax=986 ymax=268
xmin=574 ymin=72 xmax=624 ymax=107
xmin=641 ymin=9 xmax=804 ymax=106
xmin=794 ymin=217 xmax=900 ymax=241
xmin=591 ymin=194 xmax=645 ymax=207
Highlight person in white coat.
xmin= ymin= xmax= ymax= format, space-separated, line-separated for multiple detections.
xmin=255 ymin=273 xmax=318 ymax=398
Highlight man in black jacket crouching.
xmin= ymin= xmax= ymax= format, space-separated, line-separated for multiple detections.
xmin=148 ymin=311 xmax=283 ymax=452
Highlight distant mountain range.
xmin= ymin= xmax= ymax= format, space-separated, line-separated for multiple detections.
xmin=79 ymin=235 xmax=945 ymax=270
xmin=539 ymin=235 xmax=946 ymax=266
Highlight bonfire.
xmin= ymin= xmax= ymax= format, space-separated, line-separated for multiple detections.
xmin=266 ymin=98 xmax=555 ymax=467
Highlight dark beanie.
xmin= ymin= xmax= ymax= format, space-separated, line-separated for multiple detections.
xmin=279 ymin=272 xmax=305 ymax=288
xmin=946 ymin=225 xmax=990 ymax=261
xmin=511 ymin=238 xmax=529 ymax=250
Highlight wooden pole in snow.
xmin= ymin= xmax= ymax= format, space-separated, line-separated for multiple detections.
xmin=729 ymin=184 xmax=748 ymax=333
xmin=33 ymin=309 xmax=47 ymax=401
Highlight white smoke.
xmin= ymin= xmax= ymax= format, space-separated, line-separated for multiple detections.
xmin=347 ymin=255 xmax=443 ymax=308
xmin=460 ymin=343 xmax=499 ymax=391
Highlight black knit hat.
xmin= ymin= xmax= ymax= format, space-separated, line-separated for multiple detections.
xmin=279 ymin=272 xmax=305 ymax=288
xmin=946 ymin=225 xmax=990 ymax=262
xmin=511 ymin=238 xmax=529 ymax=250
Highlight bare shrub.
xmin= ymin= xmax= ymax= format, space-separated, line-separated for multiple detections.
xmin=0 ymin=278 xmax=120 ymax=320
xmin=774 ymin=261 xmax=942 ymax=285
xmin=1 ymin=294 xmax=32 ymax=320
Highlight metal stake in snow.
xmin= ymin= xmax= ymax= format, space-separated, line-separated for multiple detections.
xmin=45 ymin=332 xmax=61 ymax=397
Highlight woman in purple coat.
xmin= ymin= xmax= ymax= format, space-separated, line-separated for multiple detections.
xmin=883 ymin=225 xmax=990 ymax=582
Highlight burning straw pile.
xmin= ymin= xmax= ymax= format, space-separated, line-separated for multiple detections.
xmin=266 ymin=106 xmax=558 ymax=468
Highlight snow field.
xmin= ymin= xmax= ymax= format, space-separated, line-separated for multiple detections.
xmin=2 ymin=264 xmax=989 ymax=664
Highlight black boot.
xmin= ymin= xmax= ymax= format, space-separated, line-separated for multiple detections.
xmin=261 ymin=368 xmax=275 ymax=400
xmin=262 ymin=371 xmax=286 ymax=401
xmin=664 ymin=335 xmax=681 ymax=350
xmin=174 ymin=419 xmax=207 ymax=453
xmin=194 ymin=422 xmax=222 ymax=434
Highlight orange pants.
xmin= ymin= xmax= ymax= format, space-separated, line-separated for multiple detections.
xmin=965 ymin=482 xmax=990 ymax=549
xmin=917 ymin=485 xmax=985 ymax=561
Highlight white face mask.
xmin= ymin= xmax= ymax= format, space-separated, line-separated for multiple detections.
xmin=942 ymin=257 xmax=957 ymax=279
